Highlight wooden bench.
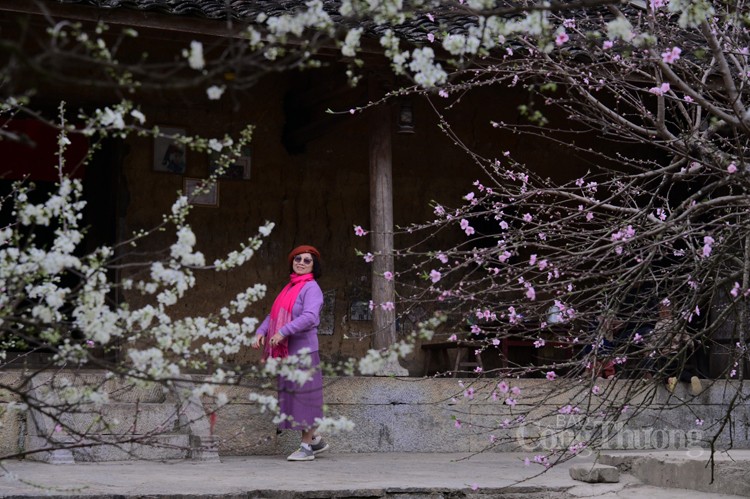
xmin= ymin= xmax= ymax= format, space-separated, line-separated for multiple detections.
xmin=421 ymin=341 xmax=484 ymax=377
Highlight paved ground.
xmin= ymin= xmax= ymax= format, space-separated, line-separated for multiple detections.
xmin=0 ymin=451 xmax=747 ymax=498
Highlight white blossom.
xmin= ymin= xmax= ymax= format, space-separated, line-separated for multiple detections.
xmin=183 ymin=40 xmax=205 ymax=70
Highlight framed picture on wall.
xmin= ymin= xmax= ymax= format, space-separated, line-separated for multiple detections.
xmin=153 ymin=127 xmax=187 ymax=174
xmin=183 ymin=177 xmax=219 ymax=207
xmin=209 ymin=147 xmax=252 ymax=180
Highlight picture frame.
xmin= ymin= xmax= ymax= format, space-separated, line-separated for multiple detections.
xmin=209 ymin=147 xmax=252 ymax=180
xmin=183 ymin=177 xmax=219 ymax=207
xmin=153 ymin=126 xmax=187 ymax=174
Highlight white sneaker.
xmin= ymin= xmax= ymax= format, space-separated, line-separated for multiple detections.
xmin=287 ymin=445 xmax=314 ymax=461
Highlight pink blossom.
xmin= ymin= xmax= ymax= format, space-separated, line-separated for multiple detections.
xmin=650 ymin=0 xmax=668 ymax=9
xmin=380 ymin=301 xmax=395 ymax=311
xmin=727 ymin=162 xmax=737 ymax=174
xmin=730 ymin=369 xmax=737 ymax=377
xmin=426 ymin=13 xmax=434 ymax=22
xmin=368 ymin=300 xmax=374 ymax=310
xmin=555 ymin=32 xmax=569 ymax=46
xmin=471 ymin=324 xmax=482 ymax=334
xmin=464 ymin=192 xmax=475 ymax=201
xmin=592 ymin=385 xmax=601 ymax=395
xmin=661 ymin=46 xmax=682 ymax=64
xmin=383 ymin=271 xmax=394 ymax=281
xmin=695 ymin=419 xmax=704 ymax=426
xmin=522 ymin=213 xmax=533 ymax=223
xmin=649 ymin=82 xmax=671 ymax=96
xmin=546 ymin=371 xmax=557 ymax=381
xmin=526 ymin=285 xmax=536 ymax=301
xmin=354 ymin=225 xmax=368 ymax=236
xmin=470 ymin=484 xmax=479 ymax=491
xmin=434 ymin=205 xmax=445 ymax=216
xmin=508 ymin=306 xmax=521 ymax=324
xmin=702 ymin=236 xmax=714 ymax=258
xmin=364 ymin=252 xmax=374 ymax=262
xmin=460 ymin=219 xmax=475 ymax=235
xmin=603 ymin=40 xmax=613 ymax=50
xmin=455 ymin=419 xmax=462 ymax=428
xmin=438 ymin=89 xmax=449 ymax=98
xmin=529 ymin=254 xmax=537 ymax=266
xmin=497 ymin=381 xmax=509 ymax=393
xmin=534 ymin=338 xmax=545 ymax=348
xmin=684 ymin=95 xmax=694 ymax=103
xmin=430 ymin=269 xmax=442 ymax=283
xmin=511 ymin=386 xmax=521 ymax=396
xmin=54 ymin=424 xmax=62 ymax=433
xmin=524 ymin=457 xmax=531 ymax=466
xmin=427 ymin=33 xmax=435 ymax=43
xmin=436 ymin=252 xmax=449 ymax=264
xmin=498 ymin=250 xmax=512 ymax=263
xmin=504 ymin=397 xmax=517 ymax=407
xmin=492 ymin=338 xmax=500 ymax=346
xmin=585 ymin=212 xmax=594 ymax=221
xmin=464 ymin=388 xmax=475 ymax=399
xmin=448 ymin=333 xmax=458 ymax=341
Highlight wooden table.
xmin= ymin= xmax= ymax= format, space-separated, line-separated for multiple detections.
xmin=421 ymin=325 xmax=575 ymax=376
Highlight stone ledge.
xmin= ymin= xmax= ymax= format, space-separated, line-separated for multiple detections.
xmin=569 ymin=463 xmax=620 ymax=483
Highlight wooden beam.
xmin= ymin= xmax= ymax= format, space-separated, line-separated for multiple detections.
xmin=0 ymin=0 xmax=247 ymax=39
xmin=368 ymin=74 xmax=397 ymax=353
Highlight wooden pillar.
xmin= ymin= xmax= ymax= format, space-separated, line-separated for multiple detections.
xmin=369 ymin=95 xmax=397 ymax=352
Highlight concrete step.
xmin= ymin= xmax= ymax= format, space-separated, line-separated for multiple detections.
xmin=26 ymin=433 xmax=191 ymax=462
xmin=30 ymin=372 xmax=168 ymax=404
xmin=58 ymin=402 xmax=183 ymax=435
xmin=600 ymin=450 xmax=750 ymax=497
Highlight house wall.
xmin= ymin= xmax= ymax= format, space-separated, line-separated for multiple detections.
xmin=113 ymin=66 xmax=592 ymax=374
xmin=0 ymin=10 xmax=592 ymax=373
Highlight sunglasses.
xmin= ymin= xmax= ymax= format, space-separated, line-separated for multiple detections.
xmin=294 ymin=256 xmax=313 ymax=265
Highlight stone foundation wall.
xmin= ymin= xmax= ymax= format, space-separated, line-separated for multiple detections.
xmin=1 ymin=371 xmax=747 ymax=460
xmin=204 ymin=376 xmax=750 ymax=456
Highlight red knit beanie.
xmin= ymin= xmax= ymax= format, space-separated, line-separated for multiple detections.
xmin=288 ymin=245 xmax=321 ymax=265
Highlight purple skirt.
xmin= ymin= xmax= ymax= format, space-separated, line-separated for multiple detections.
xmin=278 ymin=351 xmax=324 ymax=430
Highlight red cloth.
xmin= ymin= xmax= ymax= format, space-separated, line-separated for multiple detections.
xmin=262 ymin=273 xmax=315 ymax=360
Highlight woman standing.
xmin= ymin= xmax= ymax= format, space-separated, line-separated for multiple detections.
xmin=252 ymin=245 xmax=329 ymax=461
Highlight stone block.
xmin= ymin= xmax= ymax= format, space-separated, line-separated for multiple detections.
xmin=323 ymin=403 xmax=395 ymax=452
xmin=210 ymin=403 xmax=278 ymax=456
xmin=569 ymin=464 xmax=620 ymax=483
xmin=0 ymin=407 xmax=23 ymax=457
xmin=60 ymin=402 xmax=181 ymax=435
xmin=391 ymin=402 xmax=469 ymax=452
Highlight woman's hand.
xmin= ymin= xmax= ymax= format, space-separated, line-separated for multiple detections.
xmin=251 ymin=335 xmax=265 ymax=350
xmin=269 ymin=332 xmax=285 ymax=347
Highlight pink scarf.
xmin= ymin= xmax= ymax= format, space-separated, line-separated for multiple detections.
xmin=262 ymin=273 xmax=314 ymax=360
